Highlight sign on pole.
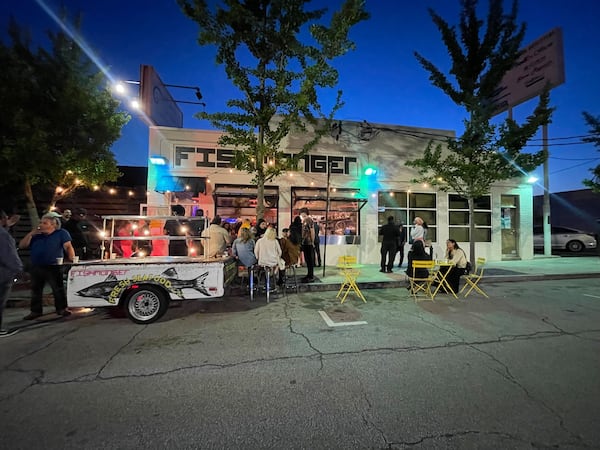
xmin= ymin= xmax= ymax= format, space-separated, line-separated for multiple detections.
xmin=491 ymin=27 xmax=565 ymax=114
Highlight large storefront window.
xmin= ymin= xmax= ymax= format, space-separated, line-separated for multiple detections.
xmin=213 ymin=184 xmax=279 ymax=227
xmin=378 ymin=191 xmax=437 ymax=242
xmin=292 ymin=187 xmax=367 ymax=244
xmin=448 ymin=194 xmax=491 ymax=242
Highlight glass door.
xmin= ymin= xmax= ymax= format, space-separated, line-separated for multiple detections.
xmin=501 ymin=195 xmax=519 ymax=259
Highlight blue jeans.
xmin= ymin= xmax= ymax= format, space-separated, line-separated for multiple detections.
xmin=0 ymin=280 xmax=13 ymax=329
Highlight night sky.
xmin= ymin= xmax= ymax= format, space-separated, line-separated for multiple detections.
xmin=3 ymin=0 xmax=600 ymax=194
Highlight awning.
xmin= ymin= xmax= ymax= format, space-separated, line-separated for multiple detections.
xmin=292 ymin=187 xmax=368 ymax=211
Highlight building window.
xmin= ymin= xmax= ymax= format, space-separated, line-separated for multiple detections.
xmin=378 ymin=191 xmax=437 ymax=242
xmin=213 ymin=184 xmax=279 ymax=228
xmin=291 ymin=187 xmax=367 ymax=244
xmin=448 ymin=194 xmax=491 ymax=242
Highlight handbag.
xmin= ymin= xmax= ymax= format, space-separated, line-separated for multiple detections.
xmin=464 ymin=261 xmax=472 ymax=275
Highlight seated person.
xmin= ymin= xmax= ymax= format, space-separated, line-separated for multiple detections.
xmin=232 ymin=228 xmax=258 ymax=268
xmin=437 ymin=239 xmax=468 ymax=293
xmin=254 ymin=227 xmax=282 ymax=274
xmin=406 ymin=240 xmax=431 ymax=278
xmin=278 ymin=227 xmax=301 ymax=285
xmin=201 ymin=216 xmax=231 ymax=258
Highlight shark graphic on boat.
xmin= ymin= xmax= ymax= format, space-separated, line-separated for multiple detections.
xmin=76 ymin=268 xmax=211 ymax=301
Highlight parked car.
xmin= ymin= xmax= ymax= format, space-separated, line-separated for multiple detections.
xmin=533 ymin=226 xmax=598 ymax=252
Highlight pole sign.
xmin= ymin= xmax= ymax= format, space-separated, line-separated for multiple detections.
xmin=491 ymin=27 xmax=565 ymax=114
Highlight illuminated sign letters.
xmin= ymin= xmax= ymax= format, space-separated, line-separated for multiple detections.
xmin=174 ymin=146 xmax=356 ymax=174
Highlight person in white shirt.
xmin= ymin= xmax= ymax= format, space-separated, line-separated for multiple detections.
xmin=254 ymin=227 xmax=282 ymax=270
xmin=411 ymin=216 xmax=425 ymax=243
xmin=201 ymin=216 xmax=231 ymax=258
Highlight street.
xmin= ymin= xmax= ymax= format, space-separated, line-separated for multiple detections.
xmin=1 ymin=279 xmax=600 ymax=449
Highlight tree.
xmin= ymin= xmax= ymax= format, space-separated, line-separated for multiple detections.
xmin=0 ymin=16 xmax=129 ymax=225
xmin=582 ymin=112 xmax=600 ymax=192
xmin=178 ymin=0 xmax=369 ymax=220
xmin=406 ymin=0 xmax=553 ymax=263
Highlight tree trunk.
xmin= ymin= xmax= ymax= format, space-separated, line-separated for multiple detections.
xmin=256 ymin=174 xmax=265 ymax=221
xmin=24 ymin=178 xmax=40 ymax=228
xmin=468 ymin=196 xmax=476 ymax=264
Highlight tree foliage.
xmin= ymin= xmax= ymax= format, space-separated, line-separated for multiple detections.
xmin=407 ymin=0 xmax=553 ymax=260
xmin=582 ymin=111 xmax=600 ymax=192
xmin=0 ymin=15 xmax=129 ymax=222
xmin=179 ymin=0 xmax=369 ymax=219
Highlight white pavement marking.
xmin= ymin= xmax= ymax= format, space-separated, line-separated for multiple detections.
xmin=583 ymin=293 xmax=600 ymax=299
xmin=319 ymin=310 xmax=368 ymax=327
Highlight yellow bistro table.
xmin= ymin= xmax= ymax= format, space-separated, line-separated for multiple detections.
xmin=432 ymin=260 xmax=459 ymax=299
xmin=336 ymin=257 xmax=367 ymax=304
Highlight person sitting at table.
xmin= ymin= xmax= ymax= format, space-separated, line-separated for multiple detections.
xmin=254 ymin=227 xmax=282 ymax=277
xmin=437 ymin=239 xmax=468 ymax=293
xmin=232 ymin=227 xmax=257 ymax=268
xmin=405 ymin=239 xmax=430 ymax=278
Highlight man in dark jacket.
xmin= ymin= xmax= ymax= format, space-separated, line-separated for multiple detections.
xmin=379 ymin=216 xmax=400 ymax=273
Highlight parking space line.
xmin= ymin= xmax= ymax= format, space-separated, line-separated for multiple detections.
xmin=319 ymin=310 xmax=368 ymax=327
xmin=583 ymin=294 xmax=600 ymax=299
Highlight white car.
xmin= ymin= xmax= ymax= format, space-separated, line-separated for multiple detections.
xmin=533 ymin=226 xmax=598 ymax=252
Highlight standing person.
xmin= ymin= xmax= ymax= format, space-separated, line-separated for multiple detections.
xmin=253 ymin=218 xmax=268 ymax=239
xmin=164 ymin=205 xmax=189 ymax=256
xmin=63 ymin=208 xmax=91 ymax=260
xmin=131 ymin=220 xmax=153 ymax=257
xmin=18 ymin=213 xmax=75 ymax=319
xmin=411 ymin=216 xmax=425 ymax=244
xmin=396 ymin=221 xmax=407 ymax=268
xmin=0 ymin=210 xmax=23 ymax=336
xmin=114 ymin=221 xmax=134 ymax=257
xmin=60 ymin=209 xmax=72 ymax=226
xmin=313 ymin=220 xmax=322 ymax=267
xmin=299 ymin=207 xmax=315 ymax=283
xmin=232 ymin=227 xmax=257 ymax=268
xmin=201 ymin=215 xmax=231 ymax=258
xmin=379 ymin=216 xmax=400 ymax=273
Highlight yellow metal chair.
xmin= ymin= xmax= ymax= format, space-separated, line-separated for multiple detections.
xmin=407 ymin=260 xmax=436 ymax=302
xmin=336 ymin=255 xmax=366 ymax=303
xmin=460 ymin=257 xmax=489 ymax=298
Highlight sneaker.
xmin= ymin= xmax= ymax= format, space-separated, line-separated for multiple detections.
xmin=379 ymin=269 xmax=386 ymax=273
xmin=56 ymin=309 xmax=72 ymax=317
xmin=0 ymin=329 xmax=19 ymax=337
xmin=23 ymin=312 xmax=42 ymax=320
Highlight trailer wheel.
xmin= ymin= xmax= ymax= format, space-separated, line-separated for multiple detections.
xmin=124 ymin=285 xmax=169 ymax=324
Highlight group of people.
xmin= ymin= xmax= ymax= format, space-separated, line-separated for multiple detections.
xmin=404 ymin=216 xmax=468 ymax=294
xmin=231 ymin=207 xmax=317 ymax=284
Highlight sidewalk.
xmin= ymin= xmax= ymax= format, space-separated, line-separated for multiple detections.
xmin=7 ymin=255 xmax=599 ymax=302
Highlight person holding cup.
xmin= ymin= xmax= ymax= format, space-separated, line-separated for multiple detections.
xmin=18 ymin=213 xmax=75 ymax=319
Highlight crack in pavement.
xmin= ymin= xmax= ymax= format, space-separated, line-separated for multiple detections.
xmin=282 ymin=292 xmax=324 ymax=370
xmin=387 ymin=429 xmax=591 ymax=449
xmin=406 ymin=310 xmax=590 ymax=447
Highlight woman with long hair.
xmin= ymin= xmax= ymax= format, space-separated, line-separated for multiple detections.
xmin=441 ymin=239 xmax=468 ymax=293
xmin=232 ymin=227 xmax=258 ymax=268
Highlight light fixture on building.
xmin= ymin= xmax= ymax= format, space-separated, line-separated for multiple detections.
xmin=150 ymin=155 xmax=168 ymax=165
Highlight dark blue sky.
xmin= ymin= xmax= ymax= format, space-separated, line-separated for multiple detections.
xmin=3 ymin=0 xmax=600 ymax=194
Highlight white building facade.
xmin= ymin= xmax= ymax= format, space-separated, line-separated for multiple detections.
xmin=146 ymin=119 xmax=535 ymax=264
